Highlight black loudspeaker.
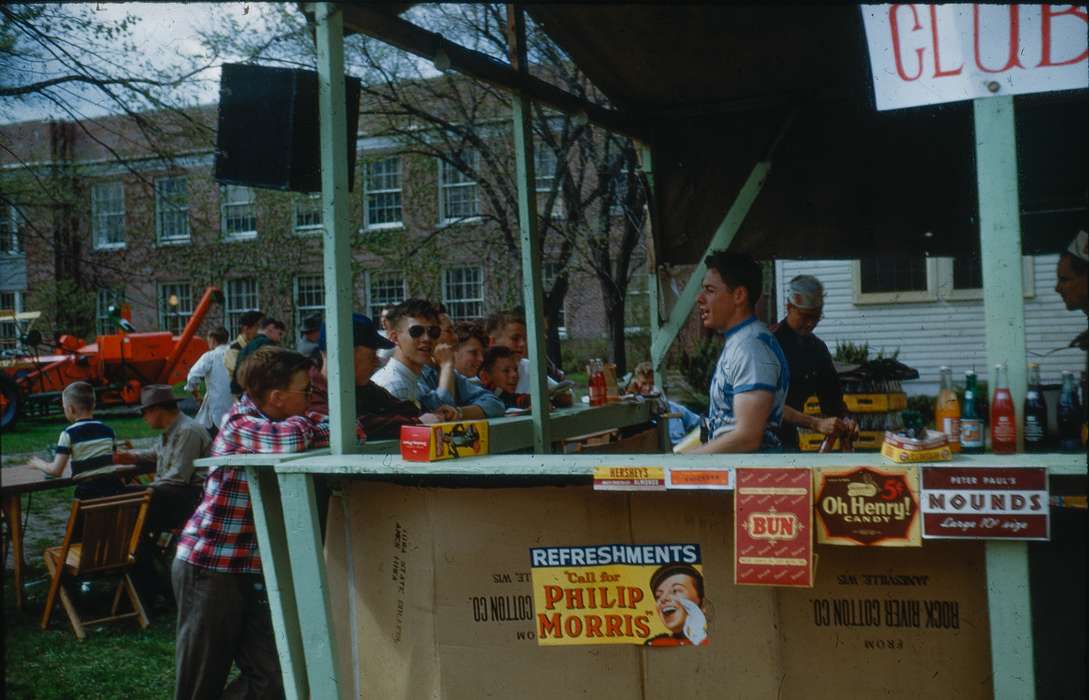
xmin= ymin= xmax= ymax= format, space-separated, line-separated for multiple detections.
xmin=214 ymin=63 xmax=362 ymax=193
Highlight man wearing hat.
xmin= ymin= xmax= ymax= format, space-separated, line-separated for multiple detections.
xmin=115 ymin=384 xmax=212 ymax=606
xmin=296 ymin=314 xmax=323 ymax=359
xmin=116 ymin=385 xmax=212 ymax=533
xmin=308 ymin=313 xmax=458 ymax=440
xmin=772 ymin=275 xmax=855 ymax=450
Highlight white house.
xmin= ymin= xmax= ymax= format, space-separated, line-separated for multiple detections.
xmin=773 ymin=254 xmax=1087 ymax=395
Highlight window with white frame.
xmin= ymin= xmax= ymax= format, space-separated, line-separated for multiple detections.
xmin=364 ymin=157 xmax=403 ymax=229
xmin=95 ymin=288 xmax=125 ymax=336
xmin=1 ymin=204 xmax=22 ymax=255
xmin=442 ymin=266 xmax=484 ymax=321
xmin=92 ymin=181 xmax=125 ymax=248
xmin=221 ymin=185 xmax=257 ymax=239
xmin=155 ymin=176 xmax=190 ymax=243
xmin=535 ymin=146 xmax=564 ymax=219
xmin=0 ymin=290 xmax=23 ymax=348
xmin=367 ymin=271 xmax=406 ymax=319
xmin=158 ymin=283 xmax=194 ymax=335
xmin=853 ymin=255 xmax=1034 ymax=304
xmin=542 ymin=261 xmax=567 ymax=334
xmin=294 ymin=193 xmax=322 ymax=233
xmin=225 ymin=278 xmax=260 ymax=336
xmin=294 ymin=275 xmax=324 ymax=331
xmin=438 ymin=152 xmax=480 ymax=224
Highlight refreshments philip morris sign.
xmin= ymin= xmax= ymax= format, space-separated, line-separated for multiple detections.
xmin=861 ymin=4 xmax=1088 ymax=110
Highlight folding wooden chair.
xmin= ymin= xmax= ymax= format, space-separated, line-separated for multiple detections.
xmin=40 ymin=490 xmax=152 ymax=640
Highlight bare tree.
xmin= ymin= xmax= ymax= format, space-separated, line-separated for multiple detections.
xmin=197 ymin=3 xmax=648 ymax=372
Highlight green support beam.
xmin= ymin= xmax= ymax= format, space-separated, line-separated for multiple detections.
xmin=649 ymin=160 xmax=770 ymax=370
xmin=280 ymin=473 xmax=344 ymax=699
xmin=639 ymin=145 xmax=664 ymax=383
xmin=245 ymin=467 xmax=307 ymax=700
xmin=508 ymin=4 xmax=551 ymax=452
xmin=974 ymin=95 xmax=1034 ymax=698
xmin=316 ymin=1 xmax=358 ymax=456
xmin=974 ymin=95 xmax=1028 ymax=449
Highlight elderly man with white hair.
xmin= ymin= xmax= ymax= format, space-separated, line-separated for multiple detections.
xmin=772 ymin=275 xmax=856 ymax=450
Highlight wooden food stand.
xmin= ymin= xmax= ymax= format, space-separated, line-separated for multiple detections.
xmin=203 ymin=4 xmax=1086 ymax=698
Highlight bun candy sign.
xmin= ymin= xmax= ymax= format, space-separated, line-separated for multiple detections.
xmin=861 ymin=4 xmax=1088 ymax=110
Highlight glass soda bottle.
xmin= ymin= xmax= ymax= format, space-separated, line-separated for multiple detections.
xmin=1023 ymin=363 xmax=1048 ymax=452
xmin=589 ymin=359 xmax=606 ymax=407
xmin=935 ymin=366 xmax=961 ymax=452
xmin=960 ymin=370 xmax=984 ymax=453
xmin=990 ymin=364 xmax=1017 ymax=454
xmin=1057 ymin=370 xmax=1082 ymax=452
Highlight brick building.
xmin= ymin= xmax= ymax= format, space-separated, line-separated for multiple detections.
xmin=0 ymin=101 xmax=649 ymax=363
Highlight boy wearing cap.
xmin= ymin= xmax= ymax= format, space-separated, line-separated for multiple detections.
xmin=772 ymin=275 xmax=855 ymax=450
xmin=296 ymin=314 xmax=322 ymax=358
xmin=310 ymin=313 xmax=457 ymax=439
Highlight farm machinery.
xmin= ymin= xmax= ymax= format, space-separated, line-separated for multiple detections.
xmin=0 ymin=287 xmax=222 ymax=431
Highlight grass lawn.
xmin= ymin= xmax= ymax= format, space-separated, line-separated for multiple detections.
xmin=2 ymin=415 xmax=159 ymax=457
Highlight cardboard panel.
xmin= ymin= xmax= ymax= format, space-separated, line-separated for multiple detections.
xmin=329 ymin=483 xmax=992 ymax=699
xmin=777 ymin=542 xmax=993 ymax=698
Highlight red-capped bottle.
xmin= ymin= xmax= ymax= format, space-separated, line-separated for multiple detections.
xmin=589 ymin=359 xmax=607 ymax=407
xmin=990 ymin=364 xmax=1017 ymax=454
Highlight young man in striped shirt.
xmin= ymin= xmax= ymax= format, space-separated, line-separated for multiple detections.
xmin=29 ymin=381 xmax=124 ymax=499
xmin=172 ymin=346 xmax=329 ymax=700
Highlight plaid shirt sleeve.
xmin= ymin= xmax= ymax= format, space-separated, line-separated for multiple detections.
xmin=176 ymin=396 xmax=330 ymax=574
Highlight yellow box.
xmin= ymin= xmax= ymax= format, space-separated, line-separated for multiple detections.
xmin=401 ymin=420 xmax=490 ymax=461
xmin=798 ymin=430 xmax=884 ymax=452
xmin=843 ymin=393 xmax=908 ymax=413
xmin=880 ymin=441 xmax=952 ymax=463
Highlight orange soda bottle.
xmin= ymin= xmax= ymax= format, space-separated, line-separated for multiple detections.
xmin=935 ymin=366 xmax=961 ymax=453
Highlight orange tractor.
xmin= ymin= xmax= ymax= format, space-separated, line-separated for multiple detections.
xmin=0 ymin=287 xmax=222 ymax=431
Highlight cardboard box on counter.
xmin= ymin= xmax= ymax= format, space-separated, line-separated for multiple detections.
xmin=400 ymin=420 xmax=489 ymax=461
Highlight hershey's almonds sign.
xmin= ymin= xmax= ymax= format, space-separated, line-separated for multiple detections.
xmin=815 ymin=467 xmax=921 ymax=547
xmin=921 ymin=467 xmax=1049 ymax=540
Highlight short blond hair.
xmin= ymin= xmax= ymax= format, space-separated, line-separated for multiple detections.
xmin=62 ymin=381 xmax=96 ymax=413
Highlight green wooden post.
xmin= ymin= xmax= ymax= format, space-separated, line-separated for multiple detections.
xmin=648 ymin=160 xmax=770 ymax=368
xmin=974 ymin=95 xmax=1028 ymax=447
xmin=639 ymin=145 xmax=664 ymax=382
xmin=985 ymin=541 xmax=1035 ymax=699
xmin=974 ymin=95 xmax=1034 ymax=699
xmin=316 ymin=1 xmax=357 ymax=455
xmin=245 ymin=467 xmax=307 ymax=700
xmin=508 ymin=4 xmax=551 ymax=452
xmin=280 ymin=473 xmax=343 ymax=699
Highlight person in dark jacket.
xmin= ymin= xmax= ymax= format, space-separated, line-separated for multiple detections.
xmin=772 ymin=275 xmax=855 ymax=450
xmin=308 ymin=314 xmax=456 ymax=440
xmin=231 ymin=318 xmax=285 ymax=395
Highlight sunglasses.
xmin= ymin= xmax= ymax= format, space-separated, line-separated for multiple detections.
xmin=407 ymin=325 xmax=442 ymax=340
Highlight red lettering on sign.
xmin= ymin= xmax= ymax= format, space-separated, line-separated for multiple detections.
xmin=974 ymin=4 xmax=1024 ymax=73
xmin=890 ymin=4 xmax=925 ymax=81
xmin=930 ymin=5 xmax=964 ymax=77
xmin=1039 ymin=4 xmax=1089 ymax=67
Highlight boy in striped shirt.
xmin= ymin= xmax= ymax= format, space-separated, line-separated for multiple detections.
xmin=30 ymin=381 xmax=124 ymax=499
xmin=172 ymin=346 xmax=329 ymax=700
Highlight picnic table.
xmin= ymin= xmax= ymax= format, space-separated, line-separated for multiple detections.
xmin=1 ymin=462 xmax=155 ymax=610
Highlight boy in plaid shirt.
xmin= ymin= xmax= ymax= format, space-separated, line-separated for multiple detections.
xmin=172 ymin=347 xmax=328 ymax=700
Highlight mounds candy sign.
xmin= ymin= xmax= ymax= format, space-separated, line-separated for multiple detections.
xmin=815 ymin=467 xmax=921 ymax=547
xmin=861 ymin=4 xmax=1089 ymax=111
xmin=734 ymin=468 xmax=814 ymax=588
xmin=921 ymin=467 xmax=1050 ymax=540
xmin=529 ymin=544 xmax=708 ymax=647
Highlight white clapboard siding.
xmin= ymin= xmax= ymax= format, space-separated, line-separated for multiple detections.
xmin=774 ymin=256 xmax=1087 ymax=395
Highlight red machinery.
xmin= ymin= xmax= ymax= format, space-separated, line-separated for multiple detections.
xmin=0 ymin=287 xmax=222 ymax=431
